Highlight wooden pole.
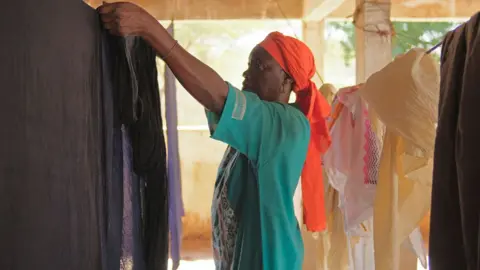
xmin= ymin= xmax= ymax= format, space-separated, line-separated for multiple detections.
xmin=353 ymin=0 xmax=392 ymax=269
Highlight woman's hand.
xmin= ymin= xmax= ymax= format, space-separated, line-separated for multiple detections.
xmin=98 ymin=1 xmax=157 ymax=37
xmin=98 ymin=2 xmax=228 ymax=114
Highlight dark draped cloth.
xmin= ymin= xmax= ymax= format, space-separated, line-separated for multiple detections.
xmin=111 ymin=35 xmax=169 ymax=270
xmin=0 ymin=1 xmax=168 ymax=269
xmin=430 ymin=12 xmax=480 ymax=270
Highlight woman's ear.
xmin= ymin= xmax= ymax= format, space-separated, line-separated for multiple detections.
xmin=284 ymin=76 xmax=295 ymax=92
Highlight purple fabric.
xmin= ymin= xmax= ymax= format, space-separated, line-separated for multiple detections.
xmin=121 ymin=126 xmax=147 ymax=270
xmin=121 ymin=126 xmax=135 ymax=269
xmin=165 ymin=22 xmax=184 ymax=270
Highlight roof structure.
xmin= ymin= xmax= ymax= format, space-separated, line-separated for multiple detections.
xmin=86 ymin=0 xmax=478 ymax=20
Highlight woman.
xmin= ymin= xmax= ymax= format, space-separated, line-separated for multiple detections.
xmin=98 ymin=2 xmax=330 ymax=269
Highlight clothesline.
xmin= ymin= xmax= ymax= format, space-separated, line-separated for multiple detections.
xmin=426 ymin=42 xmax=443 ymax=54
xmin=426 ymin=23 xmax=464 ymax=54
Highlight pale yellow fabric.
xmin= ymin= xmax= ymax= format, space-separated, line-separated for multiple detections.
xmin=399 ymin=244 xmax=419 ymax=270
xmin=373 ymin=132 xmax=433 ymax=270
xmin=324 ymin=185 xmax=349 ymax=270
xmin=419 ymin=212 xmax=430 ymax=250
xmin=321 ymin=184 xmax=366 ymax=269
xmin=360 ymin=48 xmax=439 ymax=156
xmin=302 ymin=229 xmax=318 ymax=270
xmin=296 ymin=179 xmax=320 ymax=270
xmin=408 ymin=227 xmax=428 ymax=268
xmin=319 ymin=83 xmax=336 ymax=104
xmin=319 ymin=185 xmax=370 ymax=270
xmin=314 ymin=171 xmax=350 ymax=270
xmin=359 ymin=48 xmax=439 ymax=270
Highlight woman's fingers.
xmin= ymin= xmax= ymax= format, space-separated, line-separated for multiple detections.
xmin=102 ymin=19 xmax=127 ymax=36
xmin=98 ymin=2 xmax=144 ymax=36
xmin=103 ymin=21 xmax=115 ymax=30
xmin=97 ymin=2 xmax=117 ymax=14
xmin=102 ymin=20 xmax=121 ymax=34
xmin=99 ymin=3 xmax=119 ymax=34
xmin=100 ymin=13 xmax=116 ymax=24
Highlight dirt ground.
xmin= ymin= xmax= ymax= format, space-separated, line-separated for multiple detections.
xmin=174 ymin=233 xmax=215 ymax=269
xmin=168 ymin=259 xmax=214 ymax=270
xmin=181 ymin=238 xmax=213 ymax=260
xmin=175 ymin=212 xmax=430 ymax=270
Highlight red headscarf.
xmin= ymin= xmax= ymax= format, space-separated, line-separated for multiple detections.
xmin=260 ymin=31 xmax=331 ymax=232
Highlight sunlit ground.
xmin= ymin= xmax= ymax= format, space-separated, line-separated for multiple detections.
xmin=167 ymin=259 xmax=428 ymax=270
xmin=168 ymin=259 xmax=215 ymax=270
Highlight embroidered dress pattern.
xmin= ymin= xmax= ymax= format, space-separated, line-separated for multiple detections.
xmin=212 ymin=147 xmax=239 ymax=269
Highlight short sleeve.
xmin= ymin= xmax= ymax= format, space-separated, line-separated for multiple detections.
xmin=206 ymin=82 xmax=310 ymax=165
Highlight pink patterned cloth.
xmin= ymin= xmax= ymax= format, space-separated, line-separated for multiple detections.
xmin=324 ymin=86 xmax=382 ymax=233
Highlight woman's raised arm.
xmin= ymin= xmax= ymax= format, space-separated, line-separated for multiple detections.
xmin=98 ymin=2 xmax=228 ymax=114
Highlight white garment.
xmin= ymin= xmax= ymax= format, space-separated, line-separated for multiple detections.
xmin=323 ymin=87 xmax=381 ymax=233
xmin=293 ymin=178 xmax=303 ymax=225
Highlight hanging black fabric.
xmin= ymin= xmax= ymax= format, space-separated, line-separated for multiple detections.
xmin=0 ymin=1 xmax=169 ymax=269
xmin=108 ymin=35 xmax=169 ymax=270
xmin=0 ymin=1 xmax=106 ymax=269
xmin=430 ymin=12 xmax=480 ymax=270
xmin=101 ymin=27 xmax=125 ymax=270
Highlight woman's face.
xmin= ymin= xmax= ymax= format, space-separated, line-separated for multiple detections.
xmin=242 ymin=46 xmax=290 ymax=102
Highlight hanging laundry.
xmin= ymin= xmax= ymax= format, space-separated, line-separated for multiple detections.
xmin=112 ymin=34 xmax=170 ymax=270
xmin=321 ymin=183 xmax=351 ymax=270
xmin=359 ymin=48 xmax=439 ymax=270
xmin=418 ymin=212 xmax=430 ymax=251
xmin=0 ymin=2 xmax=112 ymax=269
xmin=360 ymin=49 xmax=439 ymax=155
xmin=372 ymin=133 xmax=432 ymax=270
xmin=0 ymin=2 xmax=169 ymax=269
xmin=319 ymin=83 xmax=337 ymax=104
xmin=121 ymin=126 xmax=147 ymax=270
xmin=430 ymin=12 xmax=480 ymax=270
xmin=103 ymin=31 xmax=129 ymax=270
xmin=323 ymin=85 xmax=382 ymax=233
xmin=104 ymin=23 xmax=170 ymax=270
xmin=164 ymin=22 xmax=185 ymax=270
xmin=405 ymin=227 xmax=427 ymax=269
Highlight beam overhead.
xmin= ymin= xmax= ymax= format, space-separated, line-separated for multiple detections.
xmin=86 ymin=0 xmax=477 ymax=21
xmin=85 ymin=0 xmax=303 ymax=20
xmin=329 ymin=0 xmax=477 ymax=19
xmin=303 ymin=0 xmax=347 ymax=21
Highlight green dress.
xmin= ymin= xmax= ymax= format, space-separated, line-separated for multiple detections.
xmin=207 ymin=83 xmax=310 ymax=270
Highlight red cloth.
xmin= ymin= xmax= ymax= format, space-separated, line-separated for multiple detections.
xmin=259 ymin=31 xmax=331 ymax=232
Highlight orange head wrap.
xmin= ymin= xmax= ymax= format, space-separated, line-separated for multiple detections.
xmin=259 ymin=31 xmax=331 ymax=232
